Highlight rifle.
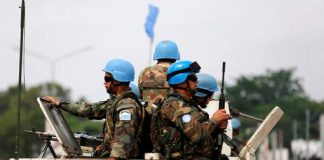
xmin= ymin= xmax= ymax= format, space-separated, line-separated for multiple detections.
xmin=24 ymin=129 xmax=58 ymax=158
xmin=24 ymin=129 xmax=58 ymax=141
xmin=214 ymin=62 xmax=226 ymax=159
xmin=74 ymin=131 xmax=103 ymax=147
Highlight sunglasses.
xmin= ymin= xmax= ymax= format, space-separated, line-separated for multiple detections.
xmin=196 ymin=88 xmax=214 ymax=97
xmin=104 ymin=76 xmax=114 ymax=83
xmin=187 ymin=74 xmax=198 ymax=82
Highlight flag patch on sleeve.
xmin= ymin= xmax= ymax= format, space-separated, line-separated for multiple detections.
xmin=119 ymin=110 xmax=132 ymax=121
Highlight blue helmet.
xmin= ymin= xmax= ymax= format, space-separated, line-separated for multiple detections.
xmin=231 ymin=118 xmax=241 ymax=129
xmin=103 ymin=59 xmax=135 ymax=82
xmin=153 ymin=40 xmax=180 ymax=60
xmin=129 ymin=82 xmax=140 ymax=97
xmin=167 ymin=60 xmax=201 ymax=85
xmin=195 ymin=73 xmax=219 ymax=97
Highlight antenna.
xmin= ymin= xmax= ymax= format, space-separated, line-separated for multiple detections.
xmin=16 ymin=0 xmax=25 ymax=158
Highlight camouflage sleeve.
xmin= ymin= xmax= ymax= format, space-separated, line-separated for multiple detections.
xmin=138 ymin=69 xmax=146 ymax=98
xmin=60 ymin=100 xmax=111 ymax=120
xmin=162 ymin=101 xmax=217 ymax=143
xmin=109 ymin=99 xmax=140 ymax=158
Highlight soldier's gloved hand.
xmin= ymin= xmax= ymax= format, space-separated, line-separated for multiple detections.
xmin=41 ymin=96 xmax=60 ymax=107
xmin=212 ymin=109 xmax=230 ymax=126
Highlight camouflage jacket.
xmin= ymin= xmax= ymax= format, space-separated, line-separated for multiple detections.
xmin=60 ymin=96 xmax=115 ymax=120
xmin=158 ymin=93 xmax=218 ymax=159
xmin=104 ymin=91 xmax=144 ymax=159
xmin=138 ymin=63 xmax=171 ymax=102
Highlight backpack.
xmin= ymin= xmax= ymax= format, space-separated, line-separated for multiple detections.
xmin=150 ymin=94 xmax=201 ymax=158
xmin=140 ymin=103 xmax=154 ymax=156
xmin=139 ymin=65 xmax=170 ymax=103
xmin=102 ymin=91 xmax=150 ymax=158
xmin=150 ymin=95 xmax=179 ymax=156
xmin=119 ymin=92 xmax=154 ymax=157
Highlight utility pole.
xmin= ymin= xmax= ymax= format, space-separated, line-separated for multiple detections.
xmin=15 ymin=46 xmax=92 ymax=82
xmin=16 ymin=0 xmax=25 ymax=158
xmin=320 ymin=114 xmax=324 ymax=160
xmin=292 ymin=120 xmax=298 ymax=160
xmin=14 ymin=46 xmax=92 ymax=157
xmin=305 ymin=109 xmax=310 ymax=160
xmin=293 ymin=120 xmax=298 ymax=140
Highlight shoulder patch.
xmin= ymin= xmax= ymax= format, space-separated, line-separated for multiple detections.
xmin=182 ymin=114 xmax=192 ymax=123
xmin=119 ymin=110 xmax=132 ymax=121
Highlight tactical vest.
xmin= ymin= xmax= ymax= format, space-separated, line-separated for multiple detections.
xmin=102 ymin=91 xmax=145 ymax=158
xmin=151 ymin=94 xmax=201 ymax=159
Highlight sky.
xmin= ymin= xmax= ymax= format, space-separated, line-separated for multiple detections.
xmin=1 ymin=0 xmax=324 ymax=103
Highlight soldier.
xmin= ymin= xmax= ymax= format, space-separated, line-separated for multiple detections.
xmin=152 ymin=60 xmax=230 ymax=159
xmin=231 ymin=117 xmax=244 ymax=155
xmin=193 ymin=73 xmax=219 ymax=109
xmin=138 ymin=40 xmax=180 ymax=114
xmin=43 ymin=59 xmax=144 ymax=159
xmin=193 ymin=73 xmax=229 ymax=159
xmin=138 ymin=40 xmax=180 ymax=155
xmin=43 ymin=82 xmax=139 ymax=120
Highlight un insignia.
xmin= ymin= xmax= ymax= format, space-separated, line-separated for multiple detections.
xmin=182 ymin=114 xmax=192 ymax=123
xmin=119 ymin=110 xmax=132 ymax=121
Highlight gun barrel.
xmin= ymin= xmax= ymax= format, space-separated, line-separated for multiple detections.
xmin=24 ymin=130 xmax=58 ymax=141
xmin=74 ymin=133 xmax=103 ymax=147
xmin=230 ymin=108 xmax=263 ymax=122
xmin=24 ymin=130 xmax=56 ymax=136
xmin=239 ymin=112 xmax=263 ymax=123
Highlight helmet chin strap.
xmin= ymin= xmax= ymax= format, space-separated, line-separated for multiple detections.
xmin=200 ymin=104 xmax=208 ymax=109
xmin=107 ymin=81 xmax=124 ymax=94
xmin=106 ymin=88 xmax=113 ymax=94
xmin=193 ymin=96 xmax=208 ymax=108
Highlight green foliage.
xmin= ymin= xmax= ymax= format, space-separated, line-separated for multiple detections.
xmin=62 ymin=111 xmax=103 ymax=135
xmin=0 ymin=82 xmax=101 ymax=158
xmin=0 ymin=84 xmax=51 ymax=158
xmin=227 ymin=68 xmax=304 ymax=112
xmin=0 ymin=85 xmax=22 ymax=114
xmin=226 ymin=68 xmax=324 ymax=149
xmin=62 ymin=96 xmax=103 ymax=135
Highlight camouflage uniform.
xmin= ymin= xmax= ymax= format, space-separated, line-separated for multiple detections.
xmin=157 ymin=93 xmax=218 ymax=159
xmin=194 ymin=105 xmax=217 ymax=159
xmin=138 ymin=63 xmax=171 ymax=112
xmin=60 ymin=96 xmax=115 ymax=120
xmin=103 ymin=91 xmax=144 ymax=159
xmin=138 ymin=63 xmax=172 ymax=154
xmin=61 ymin=92 xmax=144 ymax=158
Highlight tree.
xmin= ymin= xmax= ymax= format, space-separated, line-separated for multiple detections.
xmin=0 ymin=83 xmax=68 ymax=158
xmin=226 ymin=68 xmax=305 ymax=113
xmin=0 ymin=82 xmax=102 ymax=158
xmin=225 ymin=68 xmax=324 ymax=150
